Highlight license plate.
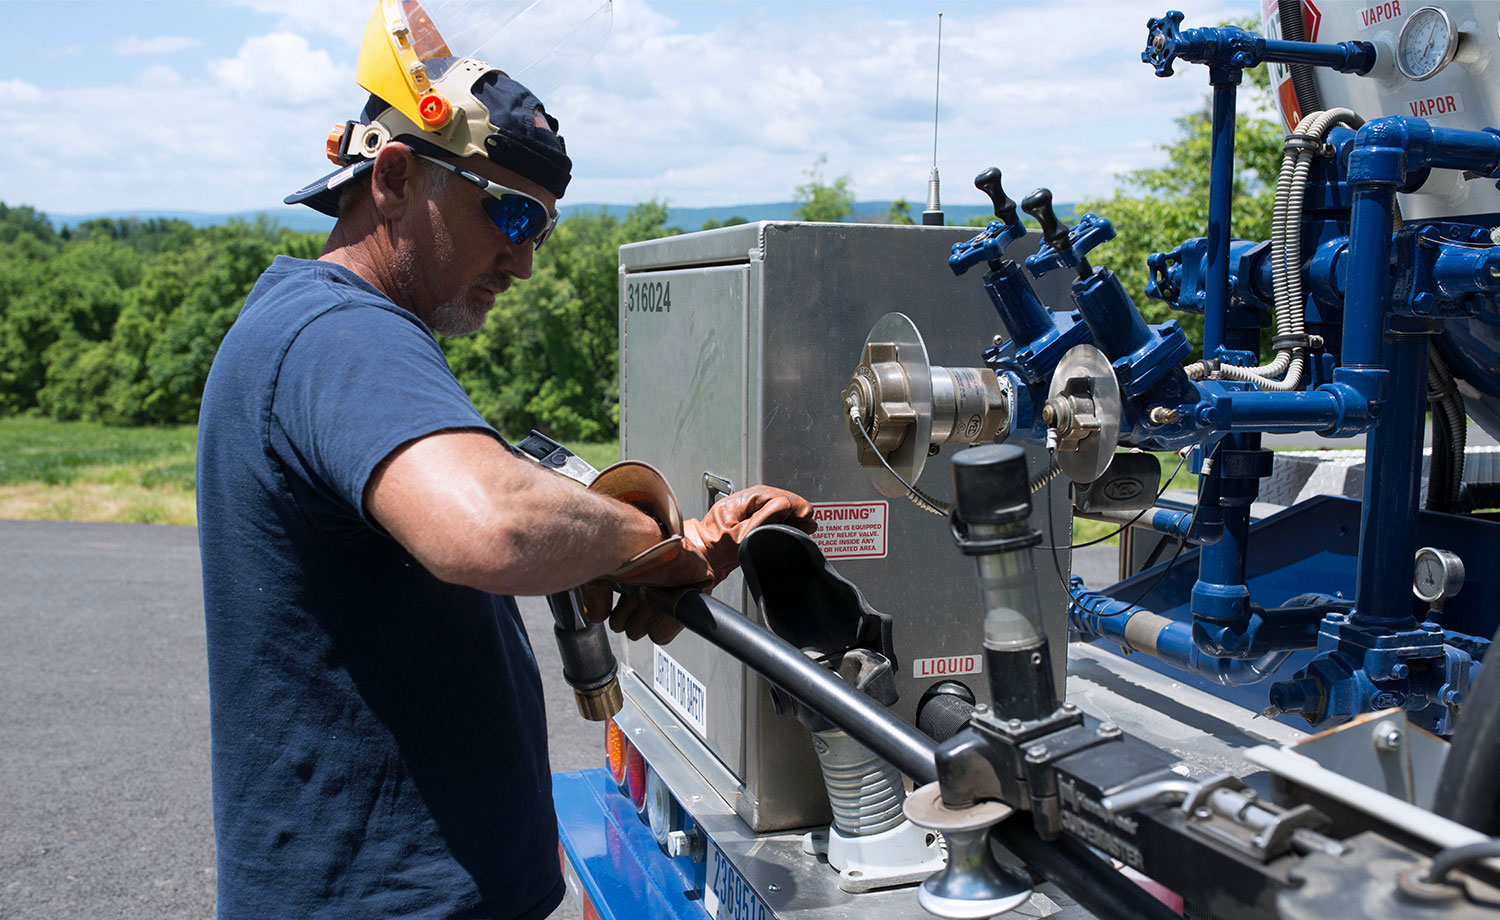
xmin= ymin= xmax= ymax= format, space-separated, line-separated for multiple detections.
xmin=703 ymin=841 xmax=770 ymax=920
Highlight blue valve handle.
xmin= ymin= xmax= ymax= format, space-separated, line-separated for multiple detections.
xmin=949 ymin=221 xmax=1028 ymax=276
xmin=1143 ymin=10 xmax=1375 ymax=79
xmin=1024 ymin=213 xmax=1116 ymax=279
xmin=949 ymin=167 xmax=1029 ymax=276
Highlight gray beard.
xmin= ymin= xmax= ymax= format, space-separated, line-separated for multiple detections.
xmin=429 ymin=294 xmax=492 ymax=337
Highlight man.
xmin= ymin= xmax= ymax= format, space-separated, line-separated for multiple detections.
xmin=197 ymin=54 xmax=813 ymax=919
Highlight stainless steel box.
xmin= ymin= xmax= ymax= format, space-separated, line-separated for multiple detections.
xmin=618 ymin=221 xmax=1073 ymax=831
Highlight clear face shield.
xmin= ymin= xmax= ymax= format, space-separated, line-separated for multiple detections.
xmin=355 ymin=0 xmax=612 ymax=134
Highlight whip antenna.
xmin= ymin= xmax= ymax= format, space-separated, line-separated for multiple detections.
xmin=922 ymin=12 xmax=945 ymax=226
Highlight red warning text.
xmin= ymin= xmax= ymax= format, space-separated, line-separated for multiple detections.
xmin=810 ymin=501 xmax=888 ymax=560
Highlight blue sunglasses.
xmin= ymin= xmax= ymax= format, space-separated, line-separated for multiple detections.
xmin=418 ymin=155 xmax=559 ymax=250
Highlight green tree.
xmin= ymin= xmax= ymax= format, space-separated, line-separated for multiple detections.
xmin=886 ymin=199 xmax=915 ymax=225
xmin=700 ymin=216 xmax=749 ymax=231
xmin=444 ymin=201 xmax=680 ymax=440
xmin=792 ymin=155 xmax=854 ymax=223
xmin=0 ymin=203 xmax=59 ymax=248
xmin=1074 ymin=29 xmax=1281 ymax=355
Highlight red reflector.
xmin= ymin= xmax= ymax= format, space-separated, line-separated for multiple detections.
xmin=583 ymin=895 xmax=602 ymax=920
xmin=624 ymin=747 xmax=647 ymax=811
xmin=605 ymin=719 xmax=630 ymax=787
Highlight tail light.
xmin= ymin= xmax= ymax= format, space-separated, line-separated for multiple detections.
xmin=605 ymin=719 xmax=630 ymax=786
xmin=605 ymin=718 xmax=648 ymax=810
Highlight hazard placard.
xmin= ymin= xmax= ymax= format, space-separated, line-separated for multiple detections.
xmin=810 ymin=501 xmax=888 ymax=560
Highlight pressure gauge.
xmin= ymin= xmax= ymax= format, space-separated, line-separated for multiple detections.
xmin=1413 ymin=546 xmax=1464 ymax=604
xmin=1398 ymin=7 xmax=1459 ymax=81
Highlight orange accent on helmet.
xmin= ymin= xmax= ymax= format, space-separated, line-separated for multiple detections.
xmin=326 ymin=124 xmax=348 ymax=165
xmin=417 ymin=92 xmax=452 ymax=128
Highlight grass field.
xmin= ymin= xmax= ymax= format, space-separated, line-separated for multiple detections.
xmin=0 ymin=418 xmax=199 ymax=524
xmin=0 ymin=418 xmax=621 ymax=526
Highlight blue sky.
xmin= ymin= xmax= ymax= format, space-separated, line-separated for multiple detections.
xmin=3 ymin=0 xmax=1261 ymax=217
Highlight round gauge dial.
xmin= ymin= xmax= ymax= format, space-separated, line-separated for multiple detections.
xmin=1398 ymin=7 xmax=1459 ymax=81
xmin=1413 ymin=546 xmax=1464 ymax=604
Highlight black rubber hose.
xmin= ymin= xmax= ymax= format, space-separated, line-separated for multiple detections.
xmin=1427 ymin=346 xmax=1466 ymax=512
xmin=993 ymin=819 xmax=1181 ymax=920
xmin=1433 ymin=621 xmax=1500 ymax=833
xmin=1277 ymin=0 xmax=1325 ymax=114
xmin=1429 ymin=402 xmax=1455 ymax=512
xmin=657 ymin=587 xmax=939 ymax=784
xmin=917 ymin=687 xmax=977 ymax=742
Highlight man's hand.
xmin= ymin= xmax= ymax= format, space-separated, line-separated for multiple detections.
xmin=685 ymin=486 xmax=817 ymax=587
xmin=583 ymin=485 xmax=818 ymax=645
xmin=580 ymin=540 xmax=711 ymax=644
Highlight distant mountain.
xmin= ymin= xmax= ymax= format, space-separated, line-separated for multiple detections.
xmin=48 ymin=208 xmax=337 ymax=235
xmin=46 ymin=201 xmax=1076 ymax=235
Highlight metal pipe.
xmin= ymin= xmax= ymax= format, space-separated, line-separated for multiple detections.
xmin=656 ymin=587 xmax=940 ymax=785
xmin=1069 ymin=578 xmax=1294 ymax=686
xmin=1080 ymin=504 xmax=1222 ymax=546
xmin=1203 ymin=80 xmax=1238 ymax=359
xmin=993 ymin=818 xmax=1181 ymax=920
xmin=1341 ymin=186 xmax=1397 ymax=368
xmin=1353 ymin=332 xmax=1429 ymax=629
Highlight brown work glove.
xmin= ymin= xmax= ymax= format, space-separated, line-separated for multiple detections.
xmin=581 ymin=460 xmax=712 ymax=644
xmin=683 ymin=485 xmax=818 ymax=589
xmin=579 ymin=537 xmax=712 ymax=645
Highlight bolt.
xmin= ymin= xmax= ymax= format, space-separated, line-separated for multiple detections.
xmin=1098 ymin=721 xmax=1121 ymax=737
xmin=1193 ymin=807 xmax=1212 ymax=820
xmin=1027 ymin=745 xmax=1049 ymax=762
xmin=1154 ymin=34 xmax=1166 ymax=52
xmin=1373 ymin=721 xmax=1403 ymax=752
xmin=1062 ymin=702 xmax=1078 ymax=713
xmin=1041 ymin=404 xmax=1057 ymax=425
xmin=1007 ymin=718 xmax=1023 ymax=730
xmin=1149 ymin=406 xmax=1181 ymax=425
xmin=974 ymin=703 xmax=990 ymax=714
xmin=993 ymin=335 xmax=1005 ymax=346
xmin=768 ymin=883 xmax=781 ymax=892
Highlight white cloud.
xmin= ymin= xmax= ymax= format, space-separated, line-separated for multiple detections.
xmin=113 ymin=35 xmax=203 ymax=56
xmin=226 ymin=0 xmax=370 ymax=44
xmin=0 ymin=80 xmax=43 ymax=104
xmin=0 ymin=0 xmax=1266 ymax=215
xmin=209 ymin=32 xmax=348 ymax=103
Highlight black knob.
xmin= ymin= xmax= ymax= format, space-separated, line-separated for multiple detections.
xmin=1021 ymin=188 xmax=1069 ymax=248
xmin=974 ymin=167 xmax=1019 ymax=225
xmin=951 ymin=444 xmax=1031 ymax=526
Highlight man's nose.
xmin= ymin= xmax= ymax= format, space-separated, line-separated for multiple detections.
xmin=497 ymin=239 xmax=534 ymax=280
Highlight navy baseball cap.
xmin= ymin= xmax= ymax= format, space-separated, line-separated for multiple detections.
xmin=286 ymin=58 xmax=572 ymax=217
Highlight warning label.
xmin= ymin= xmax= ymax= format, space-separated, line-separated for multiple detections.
xmin=810 ymin=502 xmax=888 ymax=559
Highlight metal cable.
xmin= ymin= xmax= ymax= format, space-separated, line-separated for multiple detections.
xmin=848 ymin=404 xmax=951 ymax=516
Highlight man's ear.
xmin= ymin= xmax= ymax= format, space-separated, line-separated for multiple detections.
xmin=370 ymin=142 xmax=419 ymax=221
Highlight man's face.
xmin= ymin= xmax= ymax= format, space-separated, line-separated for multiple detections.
xmin=394 ymin=156 xmax=557 ymax=337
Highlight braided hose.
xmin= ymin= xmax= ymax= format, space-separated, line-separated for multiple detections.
xmin=1186 ymin=110 xmax=1363 ymax=391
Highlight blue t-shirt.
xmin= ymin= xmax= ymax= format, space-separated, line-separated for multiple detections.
xmin=197 ymin=256 xmax=563 ymax=920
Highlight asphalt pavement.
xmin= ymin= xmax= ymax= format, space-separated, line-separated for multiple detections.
xmin=0 ymin=519 xmax=1117 ymax=920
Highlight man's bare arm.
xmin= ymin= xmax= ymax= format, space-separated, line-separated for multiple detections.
xmin=365 ymin=430 xmax=663 ymax=596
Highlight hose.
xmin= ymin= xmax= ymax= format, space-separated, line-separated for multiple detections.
xmin=1277 ymin=0 xmax=1326 ymax=118
xmin=1184 ymin=108 xmax=1364 ymax=391
xmin=1423 ymin=839 xmax=1500 ymax=884
xmin=1432 ymin=620 xmax=1500 ymax=834
xmin=1426 ymin=345 xmax=1467 ymax=513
